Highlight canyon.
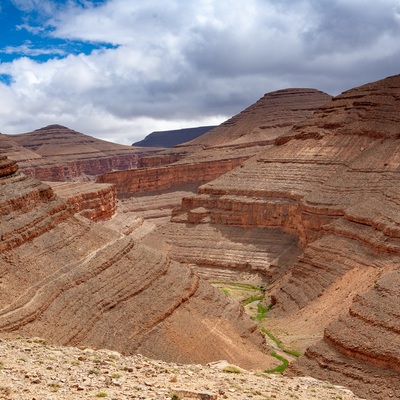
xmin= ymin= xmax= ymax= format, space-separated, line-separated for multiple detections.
xmin=0 ymin=76 xmax=400 ymax=399
xmin=0 ymin=155 xmax=276 ymax=371
xmin=0 ymin=124 xmax=160 ymax=182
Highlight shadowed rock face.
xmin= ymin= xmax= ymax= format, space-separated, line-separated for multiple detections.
xmin=1 ymin=125 xmax=161 ymax=181
xmin=155 ymin=75 xmax=400 ymax=398
xmin=288 ymin=271 xmax=400 ymax=400
xmin=98 ymin=89 xmax=332 ymax=195
xmin=0 ymin=156 xmax=276 ymax=370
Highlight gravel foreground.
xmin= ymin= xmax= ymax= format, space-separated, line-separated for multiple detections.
xmin=0 ymin=337 xmax=364 ymax=400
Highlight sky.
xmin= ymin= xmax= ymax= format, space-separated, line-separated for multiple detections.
xmin=1 ymin=0 xmax=400 ymax=145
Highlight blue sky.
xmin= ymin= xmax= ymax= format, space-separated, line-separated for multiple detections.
xmin=1 ymin=0 xmax=400 ymax=144
xmin=0 ymin=1 xmax=114 ymax=65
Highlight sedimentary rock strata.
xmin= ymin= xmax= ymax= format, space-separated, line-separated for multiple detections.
xmin=98 ymin=89 xmax=331 ymax=196
xmin=1 ymin=125 xmax=160 ymax=181
xmin=0 ymin=156 xmax=275 ymax=370
xmin=155 ymin=75 xmax=400 ymax=398
xmin=289 ymin=270 xmax=400 ymax=400
xmin=48 ymin=181 xmax=117 ymax=221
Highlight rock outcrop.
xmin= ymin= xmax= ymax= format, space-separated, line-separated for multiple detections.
xmin=48 ymin=181 xmax=117 ymax=222
xmin=0 ymin=156 xmax=276 ymax=370
xmin=150 ymin=75 xmax=400 ymax=398
xmin=289 ymin=271 xmax=400 ymax=400
xmin=98 ymin=89 xmax=332 ymax=195
xmin=1 ymin=125 xmax=161 ymax=181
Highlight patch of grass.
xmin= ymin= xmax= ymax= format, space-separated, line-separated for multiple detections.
xmin=95 ymin=392 xmax=108 ymax=398
xmin=169 ymin=392 xmax=181 ymax=400
xmin=222 ymin=365 xmax=242 ymax=374
xmin=264 ymin=352 xmax=289 ymax=374
xmin=283 ymin=349 xmax=301 ymax=357
xmin=220 ymin=288 xmax=230 ymax=296
xmin=48 ymin=382 xmax=61 ymax=392
xmin=241 ymin=295 xmax=264 ymax=306
xmin=89 ymin=369 xmax=101 ymax=375
xmin=262 ymin=328 xmax=284 ymax=349
xmin=261 ymin=328 xmax=301 ymax=357
xmin=252 ymin=303 xmax=269 ymax=322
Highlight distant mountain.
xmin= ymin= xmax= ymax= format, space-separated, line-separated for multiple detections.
xmin=132 ymin=126 xmax=217 ymax=148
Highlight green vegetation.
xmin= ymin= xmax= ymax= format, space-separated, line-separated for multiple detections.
xmin=261 ymin=327 xmax=301 ymax=357
xmin=95 ymin=392 xmax=108 ymax=398
xmin=254 ymin=303 xmax=269 ymax=321
xmin=169 ymin=392 xmax=182 ymax=400
xmin=264 ymin=352 xmax=289 ymax=374
xmin=241 ymin=294 xmax=264 ymax=306
xmin=222 ymin=365 xmax=242 ymax=374
xmin=220 ymin=288 xmax=230 ymax=296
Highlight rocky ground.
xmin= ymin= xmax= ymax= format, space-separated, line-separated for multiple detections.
xmin=0 ymin=337 xmax=363 ymax=400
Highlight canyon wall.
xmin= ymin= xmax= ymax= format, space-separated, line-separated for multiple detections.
xmin=98 ymin=89 xmax=331 ymax=196
xmin=1 ymin=125 xmax=161 ymax=181
xmin=48 ymin=181 xmax=117 ymax=222
xmin=0 ymin=155 xmax=276 ymax=370
xmin=98 ymin=157 xmax=246 ymax=196
xmin=155 ymin=75 xmax=400 ymax=399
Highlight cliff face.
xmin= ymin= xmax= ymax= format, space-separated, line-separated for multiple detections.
xmin=155 ymin=75 xmax=400 ymax=398
xmin=48 ymin=181 xmax=117 ymax=222
xmin=98 ymin=158 xmax=246 ymax=196
xmin=1 ymin=125 xmax=162 ymax=181
xmin=289 ymin=271 xmax=400 ymax=400
xmin=98 ymin=89 xmax=332 ymax=195
xmin=0 ymin=156 xmax=275 ymax=370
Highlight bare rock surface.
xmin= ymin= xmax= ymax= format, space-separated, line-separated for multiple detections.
xmin=98 ymin=89 xmax=331 ymax=195
xmin=0 ymin=157 xmax=275 ymax=370
xmin=151 ymin=75 xmax=400 ymax=399
xmin=48 ymin=181 xmax=117 ymax=221
xmin=1 ymin=125 xmax=160 ymax=181
xmin=0 ymin=337 xmax=363 ymax=400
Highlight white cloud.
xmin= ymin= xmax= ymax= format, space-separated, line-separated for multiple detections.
xmin=1 ymin=0 xmax=400 ymax=144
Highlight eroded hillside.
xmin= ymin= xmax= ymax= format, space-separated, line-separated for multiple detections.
xmin=0 ymin=125 xmax=160 ymax=181
xmin=0 ymin=155 xmax=276 ymax=370
xmin=151 ymin=75 xmax=400 ymax=399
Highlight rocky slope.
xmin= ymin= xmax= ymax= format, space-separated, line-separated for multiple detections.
xmin=288 ymin=270 xmax=400 ymax=400
xmin=1 ymin=125 xmax=161 ymax=181
xmin=0 ymin=337 xmax=363 ymax=400
xmin=98 ymin=89 xmax=332 ymax=195
xmin=148 ymin=75 xmax=400 ymax=399
xmin=0 ymin=156 xmax=275 ymax=370
xmin=48 ymin=181 xmax=117 ymax=222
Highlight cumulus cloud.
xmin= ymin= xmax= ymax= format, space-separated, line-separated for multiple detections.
xmin=1 ymin=0 xmax=400 ymax=144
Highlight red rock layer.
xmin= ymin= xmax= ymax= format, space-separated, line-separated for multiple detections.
xmin=1 ymin=125 xmax=161 ymax=181
xmin=0 ymin=157 xmax=275 ymax=370
xmin=289 ymin=271 xmax=400 ymax=400
xmin=164 ymin=75 xmax=400 ymax=397
xmin=97 ymin=158 xmax=246 ymax=196
xmin=98 ymin=89 xmax=331 ymax=195
xmin=48 ymin=181 xmax=117 ymax=221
